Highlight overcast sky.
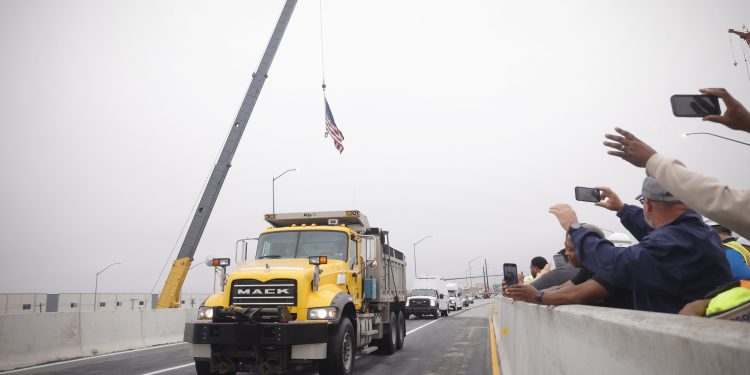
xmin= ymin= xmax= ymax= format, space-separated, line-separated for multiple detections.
xmin=2 ymin=0 xmax=749 ymax=294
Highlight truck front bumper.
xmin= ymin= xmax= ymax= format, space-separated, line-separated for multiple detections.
xmin=184 ymin=321 xmax=328 ymax=346
xmin=407 ymin=306 xmax=437 ymax=314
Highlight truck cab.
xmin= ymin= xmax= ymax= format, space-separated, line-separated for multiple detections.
xmin=407 ymin=275 xmax=449 ymax=318
xmin=446 ymin=283 xmax=463 ymax=311
xmin=185 ymin=211 xmax=407 ymax=375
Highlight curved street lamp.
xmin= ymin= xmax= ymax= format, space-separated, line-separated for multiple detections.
xmin=94 ymin=262 xmax=121 ymax=311
xmin=682 ymin=132 xmax=750 ymax=147
xmin=412 ymin=235 xmax=433 ymax=278
xmin=272 ymin=168 xmax=298 ymax=213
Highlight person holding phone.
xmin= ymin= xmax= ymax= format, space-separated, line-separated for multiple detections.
xmin=549 ymin=178 xmax=732 ymax=314
xmin=602 ymin=88 xmax=750 ymax=239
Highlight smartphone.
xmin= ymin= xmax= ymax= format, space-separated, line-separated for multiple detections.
xmin=575 ymin=186 xmax=601 ymax=202
xmin=670 ymin=95 xmax=721 ymax=117
xmin=553 ymin=254 xmax=566 ymax=268
xmin=503 ymin=263 xmax=518 ymax=286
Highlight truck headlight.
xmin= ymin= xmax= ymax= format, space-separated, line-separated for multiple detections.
xmin=197 ymin=306 xmax=215 ymax=320
xmin=430 ymin=300 xmax=436 ymax=306
xmin=307 ymin=307 xmax=338 ymax=320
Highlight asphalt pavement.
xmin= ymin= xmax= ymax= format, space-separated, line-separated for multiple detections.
xmin=3 ymin=299 xmax=499 ymax=375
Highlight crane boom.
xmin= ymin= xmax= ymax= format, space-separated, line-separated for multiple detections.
xmin=158 ymin=0 xmax=299 ymax=308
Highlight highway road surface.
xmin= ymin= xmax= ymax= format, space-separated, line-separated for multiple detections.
xmin=3 ymin=299 xmax=499 ymax=375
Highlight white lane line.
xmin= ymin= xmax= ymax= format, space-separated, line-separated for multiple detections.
xmin=1 ymin=342 xmax=189 ymax=374
xmin=405 ymin=317 xmax=441 ymax=335
xmin=139 ymin=363 xmax=194 ymax=375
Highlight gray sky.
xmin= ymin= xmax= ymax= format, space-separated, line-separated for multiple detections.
xmin=1 ymin=0 xmax=749 ymax=294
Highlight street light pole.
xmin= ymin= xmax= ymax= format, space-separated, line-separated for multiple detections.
xmin=272 ymin=168 xmax=298 ymax=213
xmin=467 ymin=256 xmax=481 ymax=290
xmin=94 ymin=262 xmax=121 ymax=311
xmin=412 ymin=235 xmax=433 ymax=278
xmin=682 ymin=132 xmax=750 ymax=147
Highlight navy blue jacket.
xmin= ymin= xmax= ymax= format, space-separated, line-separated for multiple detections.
xmin=571 ymin=204 xmax=732 ymax=314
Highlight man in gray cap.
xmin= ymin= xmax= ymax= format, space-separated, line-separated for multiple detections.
xmin=548 ymin=177 xmax=732 ymax=314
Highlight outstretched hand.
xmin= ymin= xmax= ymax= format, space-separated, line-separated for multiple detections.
xmin=593 ymin=186 xmax=625 ymax=212
xmin=603 ymin=127 xmax=657 ymax=168
xmin=504 ymin=284 xmax=538 ymax=303
xmin=549 ymin=204 xmax=579 ymax=231
xmin=700 ymin=88 xmax=750 ymax=133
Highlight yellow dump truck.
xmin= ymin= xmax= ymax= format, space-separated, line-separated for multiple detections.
xmin=184 ymin=210 xmax=408 ymax=374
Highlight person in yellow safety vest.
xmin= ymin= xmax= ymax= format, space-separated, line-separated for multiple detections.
xmin=705 ymin=219 xmax=750 ymax=281
xmin=680 ymin=280 xmax=750 ymax=322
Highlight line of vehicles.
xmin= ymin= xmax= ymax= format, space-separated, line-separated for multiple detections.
xmin=404 ymin=276 xmax=488 ymax=319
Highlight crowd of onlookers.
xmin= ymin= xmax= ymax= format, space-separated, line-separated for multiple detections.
xmin=504 ymin=88 xmax=750 ymax=319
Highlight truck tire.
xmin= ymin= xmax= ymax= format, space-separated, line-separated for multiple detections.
xmin=194 ymin=359 xmax=210 ymax=375
xmin=396 ymin=310 xmax=405 ymax=350
xmin=378 ymin=311 xmax=398 ymax=355
xmin=320 ymin=318 xmax=355 ymax=375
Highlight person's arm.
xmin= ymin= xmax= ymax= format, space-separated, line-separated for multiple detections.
xmin=645 ymin=153 xmax=750 ymax=239
xmin=679 ymin=299 xmax=710 ymax=316
xmin=616 ymin=204 xmax=652 ymax=241
xmin=541 ymin=279 xmax=609 ymax=305
xmin=725 ymin=249 xmax=750 ymax=281
xmin=544 ymin=280 xmax=573 ymax=292
xmin=571 ymin=228 xmax=676 ymax=292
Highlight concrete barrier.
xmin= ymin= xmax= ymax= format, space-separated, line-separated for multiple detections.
xmin=0 ymin=312 xmax=84 ymax=371
xmin=492 ymin=297 xmax=750 ymax=375
xmin=0 ymin=308 xmax=197 ymax=371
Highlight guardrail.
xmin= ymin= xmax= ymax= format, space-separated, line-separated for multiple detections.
xmin=0 ymin=308 xmax=196 ymax=371
xmin=492 ymin=297 xmax=749 ymax=375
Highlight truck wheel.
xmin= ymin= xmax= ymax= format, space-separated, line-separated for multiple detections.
xmin=320 ymin=318 xmax=355 ymax=375
xmin=378 ymin=311 xmax=398 ymax=355
xmin=396 ymin=311 xmax=405 ymax=350
xmin=194 ymin=359 xmax=210 ymax=375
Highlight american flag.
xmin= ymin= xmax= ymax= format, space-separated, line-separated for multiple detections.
xmin=324 ymin=98 xmax=345 ymax=153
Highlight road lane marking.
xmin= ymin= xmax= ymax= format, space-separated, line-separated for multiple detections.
xmin=488 ymin=318 xmax=501 ymax=375
xmin=405 ymin=317 xmax=441 ymax=335
xmin=139 ymin=363 xmax=194 ymax=375
xmin=1 ymin=342 xmax=189 ymax=373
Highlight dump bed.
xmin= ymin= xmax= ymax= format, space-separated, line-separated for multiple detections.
xmin=264 ymin=210 xmax=370 ymax=232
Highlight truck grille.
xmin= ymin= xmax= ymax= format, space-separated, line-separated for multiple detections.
xmin=229 ymin=279 xmax=297 ymax=307
xmin=410 ymin=298 xmax=430 ymax=306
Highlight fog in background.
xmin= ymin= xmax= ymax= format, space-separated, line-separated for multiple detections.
xmin=1 ymin=0 xmax=749 ymax=294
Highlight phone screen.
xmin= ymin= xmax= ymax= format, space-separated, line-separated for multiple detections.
xmin=575 ymin=186 xmax=600 ymax=202
xmin=503 ymin=263 xmax=518 ymax=286
xmin=670 ymin=95 xmax=721 ymax=117
xmin=553 ymin=254 xmax=566 ymax=268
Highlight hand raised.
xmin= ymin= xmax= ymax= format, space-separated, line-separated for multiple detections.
xmin=700 ymin=88 xmax=750 ymax=133
xmin=549 ymin=204 xmax=579 ymax=231
xmin=603 ymin=127 xmax=657 ymax=168
xmin=593 ymin=186 xmax=625 ymax=212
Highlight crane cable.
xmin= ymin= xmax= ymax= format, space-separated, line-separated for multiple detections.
xmin=729 ymin=32 xmax=738 ymax=67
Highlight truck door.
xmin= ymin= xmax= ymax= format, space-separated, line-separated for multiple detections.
xmin=347 ymin=236 xmax=363 ymax=309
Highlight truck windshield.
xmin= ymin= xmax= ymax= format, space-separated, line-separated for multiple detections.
xmin=410 ymin=289 xmax=437 ymax=297
xmin=448 ymin=291 xmax=456 ymax=297
xmin=255 ymin=231 xmax=349 ymax=261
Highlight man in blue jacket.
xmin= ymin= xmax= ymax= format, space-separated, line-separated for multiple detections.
xmin=549 ymin=177 xmax=732 ymax=314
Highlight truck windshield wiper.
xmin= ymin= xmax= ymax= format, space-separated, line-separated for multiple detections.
xmin=259 ymin=255 xmax=282 ymax=259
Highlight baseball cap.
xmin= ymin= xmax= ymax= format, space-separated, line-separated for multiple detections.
xmin=635 ymin=177 xmax=681 ymax=203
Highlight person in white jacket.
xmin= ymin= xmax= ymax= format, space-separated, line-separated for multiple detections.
xmin=602 ymin=88 xmax=750 ymax=239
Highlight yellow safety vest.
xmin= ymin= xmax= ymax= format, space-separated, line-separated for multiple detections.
xmin=725 ymin=240 xmax=750 ymax=267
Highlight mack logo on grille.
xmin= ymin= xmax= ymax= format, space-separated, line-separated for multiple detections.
xmin=230 ymin=279 xmax=297 ymax=307
xmin=236 ymin=288 xmax=291 ymax=295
